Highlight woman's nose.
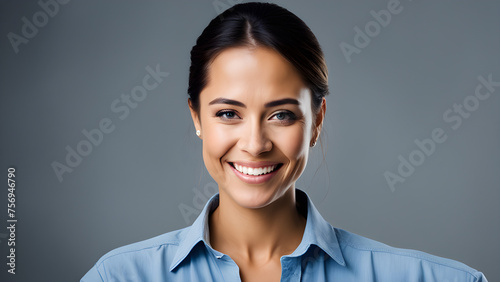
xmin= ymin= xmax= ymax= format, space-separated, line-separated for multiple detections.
xmin=238 ymin=120 xmax=272 ymax=156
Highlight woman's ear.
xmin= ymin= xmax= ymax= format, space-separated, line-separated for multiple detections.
xmin=188 ymin=99 xmax=202 ymax=139
xmin=311 ymin=97 xmax=326 ymax=145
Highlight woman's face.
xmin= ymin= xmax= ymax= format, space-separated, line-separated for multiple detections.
xmin=190 ymin=46 xmax=325 ymax=209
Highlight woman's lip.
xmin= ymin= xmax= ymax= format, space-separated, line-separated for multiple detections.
xmin=228 ymin=162 xmax=281 ymax=185
xmin=229 ymin=161 xmax=281 ymax=168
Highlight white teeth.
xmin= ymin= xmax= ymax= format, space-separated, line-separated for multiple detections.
xmin=233 ymin=163 xmax=278 ymax=176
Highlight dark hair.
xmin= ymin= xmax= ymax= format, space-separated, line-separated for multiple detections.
xmin=188 ymin=2 xmax=328 ymax=114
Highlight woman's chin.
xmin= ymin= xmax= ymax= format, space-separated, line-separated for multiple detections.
xmin=223 ymin=185 xmax=285 ymax=209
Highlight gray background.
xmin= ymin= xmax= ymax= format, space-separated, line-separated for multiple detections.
xmin=1 ymin=0 xmax=499 ymax=281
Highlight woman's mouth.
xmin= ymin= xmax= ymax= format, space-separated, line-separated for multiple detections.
xmin=231 ymin=163 xmax=280 ymax=175
xmin=228 ymin=162 xmax=283 ymax=184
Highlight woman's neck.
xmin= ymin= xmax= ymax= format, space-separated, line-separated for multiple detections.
xmin=209 ymin=188 xmax=306 ymax=262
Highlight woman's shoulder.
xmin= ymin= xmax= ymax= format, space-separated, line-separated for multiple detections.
xmin=96 ymin=226 xmax=189 ymax=264
xmin=81 ymin=226 xmax=191 ymax=281
xmin=333 ymin=227 xmax=487 ymax=281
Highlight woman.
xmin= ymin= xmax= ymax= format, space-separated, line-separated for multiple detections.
xmin=82 ymin=3 xmax=487 ymax=281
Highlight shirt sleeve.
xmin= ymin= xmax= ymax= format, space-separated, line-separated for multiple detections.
xmin=80 ymin=264 xmax=105 ymax=282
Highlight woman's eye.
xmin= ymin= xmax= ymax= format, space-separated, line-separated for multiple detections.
xmin=271 ymin=111 xmax=297 ymax=122
xmin=215 ymin=110 xmax=239 ymax=120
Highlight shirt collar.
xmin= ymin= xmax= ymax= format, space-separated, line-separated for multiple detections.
xmin=287 ymin=189 xmax=345 ymax=266
xmin=169 ymin=189 xmax=345 ymax=271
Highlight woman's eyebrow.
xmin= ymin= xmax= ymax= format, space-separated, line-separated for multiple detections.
xmin=208 ymin=97 xmax=300 ymax=108
xmin=264 ymin=98 xmax=300 ymax=108
xmin=209 ymin=98 xmax=246 ymax=107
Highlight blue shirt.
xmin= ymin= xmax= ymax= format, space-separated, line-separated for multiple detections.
xmin=81 ymin=189 xmax=487 ymax=281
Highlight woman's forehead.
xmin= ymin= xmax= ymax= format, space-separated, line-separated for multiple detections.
xmin=203 ymin=47 xmax=308 ymax=99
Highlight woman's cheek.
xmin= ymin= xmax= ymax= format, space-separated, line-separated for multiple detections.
xmin=211 ymin=123 xmax=238 ymax=152
xmin=275 ymin=124 xmax=309 ymax=160
xmin=202 ymin=123 xmax=236 ymax=179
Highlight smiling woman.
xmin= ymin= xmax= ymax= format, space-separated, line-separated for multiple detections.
xmin=81 ymin=2 xmax=487 ymax=282
xmin=190 ymin=46 xmax=322 ymax=212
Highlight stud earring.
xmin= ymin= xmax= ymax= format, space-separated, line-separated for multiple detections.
xmin=310 ymin=141 xmax=316 ymax=147
xmin=196 ymin=130 xmax=201 ymax=137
